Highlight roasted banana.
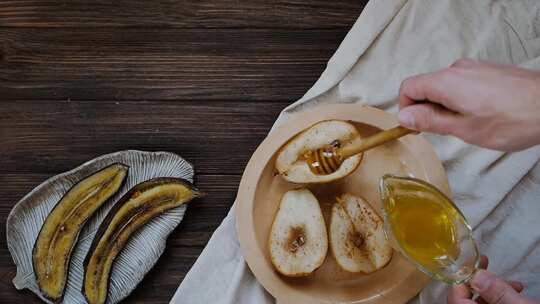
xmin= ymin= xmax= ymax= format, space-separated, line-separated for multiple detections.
xmin=83 ymin=177 xmax=201 ymax=304
xmin=33 ymin=163 xmax=129 ymax=302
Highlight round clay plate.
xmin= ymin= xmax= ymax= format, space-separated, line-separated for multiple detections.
xmin=236 ymin=104 xmax=450 ymax=304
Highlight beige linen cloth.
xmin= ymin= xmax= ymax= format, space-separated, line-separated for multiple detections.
xmin=172 ymin=0 xmax=540 ymax=303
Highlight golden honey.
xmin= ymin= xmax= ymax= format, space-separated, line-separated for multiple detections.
xmin=382 ymin=177 xmax=460 ymax=269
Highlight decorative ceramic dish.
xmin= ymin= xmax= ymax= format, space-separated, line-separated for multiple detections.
xmin=7 ymin=150 xmax=194 ymax=304
xmin=236 ymin=104 xmax=450 ymax=303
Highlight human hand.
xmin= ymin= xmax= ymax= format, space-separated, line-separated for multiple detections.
xmin=397 ymin=59 xmax=540 ymax=151
xmin=447 ymin=256 xmax=538 ymax=304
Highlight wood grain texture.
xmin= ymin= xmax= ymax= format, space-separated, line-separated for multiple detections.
xmin=0 ymin=0 xmax=364 ymax=28
xmin=0 ymin=28 xmax=347 ymax=101
xmin=0 ymin=0 xmax=366 ymax=302
xmin=0 ymin=100 xmax=287 ymax=175
xmin=0 ymin=100 xmax=281 ymax=303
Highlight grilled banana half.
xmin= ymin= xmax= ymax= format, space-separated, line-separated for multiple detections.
xmin=33 ymin=163 xmax=129 ymax=302
xmin=83 ymin=177 xmax=201 ymax=304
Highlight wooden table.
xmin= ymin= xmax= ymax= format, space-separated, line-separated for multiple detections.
xmin=0 ymin=1 xmax=366 ymax=302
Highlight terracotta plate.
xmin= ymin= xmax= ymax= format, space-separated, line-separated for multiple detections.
xmin=236 ymin=104 xmax=450 ymax=303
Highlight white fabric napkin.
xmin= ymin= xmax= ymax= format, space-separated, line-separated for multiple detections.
xmin=172 ymin=0 xmax=540 ymax=303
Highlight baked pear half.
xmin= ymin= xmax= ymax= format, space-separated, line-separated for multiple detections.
xmin=275 ymin=120 xmax=361 ymax=183
xmin=269 ymin=189 xmax=328 ymax=277
xmin=330 ymin=193 xmax=392 ymax=273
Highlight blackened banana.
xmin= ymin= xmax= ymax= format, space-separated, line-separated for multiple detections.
xmin=83 ymin=177 xmax=201 ymax=304
xmin=33 ymin=163 xmax=128 ymax=302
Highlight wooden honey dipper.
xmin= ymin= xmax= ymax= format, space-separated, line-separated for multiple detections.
xmin=304 ymin=126 xmax=416 ymax=175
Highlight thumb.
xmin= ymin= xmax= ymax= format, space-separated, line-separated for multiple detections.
xmin=471 ymin=270 xmax=529 ymax=304
xmin=397 ymin=103 xmax=461 ymax=135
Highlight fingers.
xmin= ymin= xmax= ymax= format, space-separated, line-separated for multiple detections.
xmin=447 ymin=256 xmax=487 ymax=303
xmin=398 ymin=58 xmax=480 ymax=111
xmin=451 ymin=58 xmax=480 ymax=68
xmin=509 ymin=281 xmax=524 ymax=293
xmin=398 ymin=69 xmax=457 ymax=110
xmin=447 ymin=285 xmax=472 ymax=304
xmin=397 ymin=103 xmax=462 ymax=135
xmin=471 ymin=270 xmax=528 ymax=304
xmin=447 ymin=256 xmax=528 ymax=304
xmin=474 ymin=257 xmax=524 ymax=296
xmin=398 ymin=72 xmax=446 ymax=109
xmin=479 ymin=255 xmax=489 ymax=269
xmin=447 ymin=280 xmax=524 ymax=304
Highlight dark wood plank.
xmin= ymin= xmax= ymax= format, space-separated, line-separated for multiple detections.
xmin=0 ymin=100 xmax=288 ymax=175
xmin=0 ymin=99 xmax=280 ymax=302
xmin=0 ymin=172 xmax=240 ymax=303
xmin=0 ymin=0 xmax=365 ymax=29
xmin=0 ymin=0 xmax=364 ymax=301
xmin=0 ymin=28 xmax=345 ymax=101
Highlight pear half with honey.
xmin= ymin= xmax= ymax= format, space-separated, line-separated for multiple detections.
xmin=269 ymin=189 xmax=328 ymax=277
xmin=275 ymin=120 xmax=362 ymax=183
xmin=330 ymin=193 xmax=392 ymax=273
